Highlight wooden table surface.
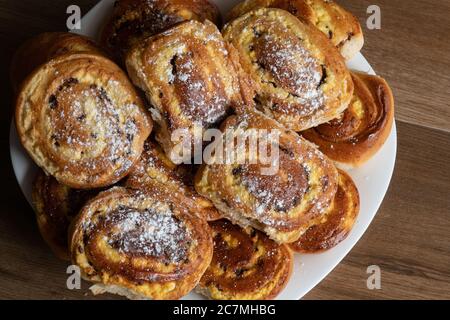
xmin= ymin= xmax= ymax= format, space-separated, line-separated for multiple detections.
xmin=0 ymin=0 xmax=449 ymax=300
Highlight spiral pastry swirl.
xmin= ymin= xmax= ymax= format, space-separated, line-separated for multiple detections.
xmin=227 ymin=0 xmax=364 ymax=60
xmin=223 ymin=8 xmax=354 ymax=132
xmin=125 ymin=140 xmax=222 ymax=221
xmin=101 ymin=0 xmax=221 ymax=62
xmin=32 ymin=171 xmax=100 ymax=260
xmin=195 ymin=111 xmax=338 ymax=244
xmin=290 ymin=169 xmax=360 ymax=253
xmin=10 ymin=32 xmax=102 ymax=93
xmin=69 ymin=187 xmax=213 ymax=300
xmin=302 ymin=72 xmax=395 ymax=168
xmin=198 ymin=219 xmax=292 ymax=300
xmin=16 ymin=53 xmax=152 ymax=189
xmin=126 ymin=20 xmax=242 ymax=160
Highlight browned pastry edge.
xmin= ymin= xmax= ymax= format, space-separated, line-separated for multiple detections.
xmin=302 ymin=71 xmax=395 ymax=168
xmin=10 ymin=32 xmax=103 ymax=94
xmin=226 ymin=0 xmax=364 ymax=60
xmin=100 ymin=0 xmax=221 ymax=63
xmin=289 ymin=169 xmax=360 ymax=253
xmin=125 ymin=19 xmax=242 ymax=161
xmin=198 ymin=219 xmax=293 ymax=300
xmin=69 ymin=187 xmax=213 ymax=300
xmin=15 ymin=52 xmax=152 ymax=189
xmin=223 ymin=8 xmax=354 ymax=131
xmin=195 ymin=110 xmax=338 ymax=244
xmin=124 ymin=140 xmax=222 ymax=221
xmin=32 ymin=171 xmax=100 ymax=260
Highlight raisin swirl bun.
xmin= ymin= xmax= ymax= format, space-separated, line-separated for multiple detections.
xmin=290 ymin=169 xmax=359 ymax=253
xmin=10 ymin=32 xmax=103 ymax=94
xmin=126 ymin=20 xmax=242 ymax=161
xmin=125 ymin=140 xmax=222 ymax=221
xmin=302 ymin=72 xmax=395 ymax=168
xmin=69 ymin=187 xmax=213 ymax=300
xmin=195 ymin=110 xmax=338 ymax=244
xmin=101 ymin=0 xmax=221 ymax=63
xmin=227 ymin=0 xmax=364 ymax=60
xmin=32 ymin=171 xmax=100 ymax=260
xmin=197 ymin=219 xmax=292 ymax=300
xmin=15 ymin=53 xmax=152 ymax=189
xmin=223 ymin=8 xmax=354 ymax=131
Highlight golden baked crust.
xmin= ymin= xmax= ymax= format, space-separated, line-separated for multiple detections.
xmin=69 ymin=187 xmax=213 ymax=300
xmin=15 ymin=53 xmax=152 ymax=189
xmin=290 ymin=169 xmax=359 ymax=253
xmin=195 ymin=110 xmax=338 ymax=244
xmin=227 ymin=0 xmax=364 ymax=60
xmin=223 ymin=8 xmax=354 ymax=131
xmin=126 ymin=20 xmax=242 ymax=161
xmin=32 ymin=171 xmax=99 ymax=260
xmin=198 ymin=219 xmax=292 ymax=300
xmin=101 ymin=0 xmax=221 ymax=62
xmin=10 ymin=32 xmax=102 ymax=93
xmin=302 ymin=72 xmax=395 ymax=168
xmin=125 ymin=140 xmax=222 ymax=221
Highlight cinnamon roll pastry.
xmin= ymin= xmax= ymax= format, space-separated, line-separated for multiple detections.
xmin=69 ymin=187 xmax=213 ymax=300
xmin=302 ymin=72 xmax=395 ymax=168
xmin=10 ymin=32 xmax=102 ymax=93
xmin=15 ymin=53 xmax=152 ymax=189
xmin=227 ymin=0 xmax=364 ymax=60
xmin=223 ymin=8 xmax=354 ymax=131
xmin=197 ymin=219 xmax=292 ymax=300
xmin=101 ymin=0 xmax=221 ymax=62
xmin=195 ymin=110 xmax=338 ymax=244
xmin=126 ymin=20 xmax=242 ymax=161
xmin=290 ymin=169 xmax=359 ymax=253
xmin=125 ymin=140 xmax=222 ymax=221
xmin=32 ymin=171 xmax=99 ymax=260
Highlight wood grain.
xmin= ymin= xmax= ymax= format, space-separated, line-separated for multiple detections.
xmin=339 ymin=0 xmax=450 ymax=133
xmin=0 ymin=0 xmax=449 ymax=300
xmin=304 ymin=121 xmax=450 ymax=300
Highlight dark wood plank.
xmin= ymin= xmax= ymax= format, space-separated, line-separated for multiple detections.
xmin=1 ymin=0 xmax=449 ymax=300
xmin=339 ymin=0 xmax=450 ymax=132
xmin=0 ymin=0 xmax=99 ymax=138
xmin=305 ymin=121 xmax=450 ymax=299
xmin=2 ymin=120 xmax=449 ymax=300
xmin=0 ymin=0 xmax=126 ymax=300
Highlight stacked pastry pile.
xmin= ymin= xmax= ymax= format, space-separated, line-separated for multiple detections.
xmin=12 ymin=0 xmax=394 ymax=300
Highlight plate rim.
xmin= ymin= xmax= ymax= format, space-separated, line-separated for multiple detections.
xmin=8 ymin=0 xmax=398 ymax=300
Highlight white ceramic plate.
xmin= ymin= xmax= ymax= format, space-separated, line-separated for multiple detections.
xmin=9 ymin=0 xmax=397 ymax=300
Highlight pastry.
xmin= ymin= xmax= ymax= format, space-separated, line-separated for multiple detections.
xmin=101 ymin=0 xmax=221 ymax=62
xmin=10 ymin=32 xmax=102 ymax=94
xmin=197 ymin=219 xmax=292 ymax=300
xmin=223 ymin=8 xmax=354 ymax=131
xmin=32 ymin=171 xmax=99 ymax=260
xmin=125 ymin=140 xmax=222 ymax=221
xmin=227 ymin=0 xmax=364 ymax=60
xmin=69 ymin=187 xmax=213 ymax=300
xmin=302 ymin=72 xmax=395 ymax=168
xmin=290 ymin=169 xmax=360 ymax=253
xmin=126 ymin=20 xmax=242 ymax=161
xmin=15 ymin=52 xmax=152 ymax=189
xmin=195 ymin=110 xmax=338 ymax=244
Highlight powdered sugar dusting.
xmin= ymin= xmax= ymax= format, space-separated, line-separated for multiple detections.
xmin=254 ymin=32 xmax=325 ymax=115
xmin=170 ymin=53 xmax=228 ymax=126
xmin=106 ymin=206 xmax=191 ymax=264
xmin=48 ymin=80 xmax=141 ymax=176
